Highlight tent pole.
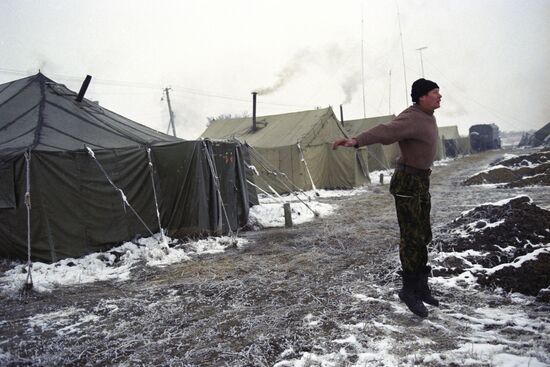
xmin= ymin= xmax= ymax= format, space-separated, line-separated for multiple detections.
xmin=146 ymin=147 xmax=167 ymax=245
xmin=23 ymin=150 xmax=33 ymax=291
xmin=201 ymin=141 xmax=234 ymax=238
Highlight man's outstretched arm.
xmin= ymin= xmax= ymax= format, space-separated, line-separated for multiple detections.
xmin=332 ymin=138 xmax=358 ymax=150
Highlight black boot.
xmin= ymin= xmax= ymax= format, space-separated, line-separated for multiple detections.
xmin=398 ymin=270 xmax=428 ymax=318
xmin=418 ymin=266 xmax=439 ymax=307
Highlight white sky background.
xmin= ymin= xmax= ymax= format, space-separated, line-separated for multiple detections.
xmin=1 ymin=0 xmax=548 ymax=138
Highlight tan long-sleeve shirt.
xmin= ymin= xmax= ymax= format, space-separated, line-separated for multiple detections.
xmin=354 ymin=105 xmax=439 ymax=170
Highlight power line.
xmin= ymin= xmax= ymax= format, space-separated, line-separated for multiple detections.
xmin=424 ymin=60 xmax=524 ymax=126
xmin=0 ymin=67 xmax=313 ymax=109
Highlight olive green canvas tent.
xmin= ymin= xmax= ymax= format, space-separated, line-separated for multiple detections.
xmin=438 ymin=125 xmax=471 ymax=156
xmin=201 ymin=107 xmax=370 ymax=193
xmin=0 ymin=73 xmax=252 ymax=262
xmin=438 ymin=125 xmax=460 ymax=157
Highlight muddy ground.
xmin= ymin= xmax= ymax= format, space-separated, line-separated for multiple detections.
xmin=1 ymin=148 xmax=549 ymax=366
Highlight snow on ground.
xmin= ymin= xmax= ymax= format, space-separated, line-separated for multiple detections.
xmin=368 ymin=169 xmax=393 ymax=185
xmin=249 ymin=187 xmax=368 ymax=228
xmin=256 ymin=187 xmax=368 ymax=204
xmin=1 ymin=194 xmax=338 ymax=294
xmin=0 ymin=235 xmax=248 ymax=295
xmin=249 ymin=200 xmax=335 ymax=228
xmin=275 ymin=283 xmax=549 ymax=367
xmin=433 ymin=157 xmax=454 ymax=167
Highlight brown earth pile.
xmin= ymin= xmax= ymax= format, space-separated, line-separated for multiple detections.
xmin=463 ymin=149 xmax=550 ymax=187
xmin=432 ymin=196 xmax=550 ymax=300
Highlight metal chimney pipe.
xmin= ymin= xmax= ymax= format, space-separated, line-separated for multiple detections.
xmin=76 ymin=75 xmax=92 ymax=102
xmin=252 ymin=92 xmax=257 ymax=132
xmin=340 ymin=104 xmax=344 ymax=126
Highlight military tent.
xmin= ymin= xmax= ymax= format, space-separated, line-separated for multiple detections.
xmin=438 ymin=125 xmax=471 ymax=156
xmin=438 ymin=125 xmax=460 ymax=157
xmin=0 ymin=73 xmax=252 ymax=262
xmin=201 ymin=107 xmax=369 ymax=193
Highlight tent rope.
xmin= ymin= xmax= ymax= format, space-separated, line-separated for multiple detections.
xmin=297 ymin=142 xmax=319 ymax=196
xmin=246 ymin=145 xmax=312 ymax=199
xmin=85 ymin=146 xmax=160 ymax=243
xmin=247 ymin=148 xmax=319 ymax=217
xmin=146 ymin=148 xmax=166 ymax=245
xmin=23 ymin=150 xmax=33 ymax=290
xmin=368 ymin=147 xmax=393 ymax=172
xmin=246 ymin=179 xmax=284 ymax=204
xmin=201 ymin=141 xmax=235 ymax=239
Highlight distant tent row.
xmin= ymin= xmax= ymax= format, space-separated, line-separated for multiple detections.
xmin=201 ymin=107 xmax=370 ymax=193
xmin=0 ymin=73 xmax=255 ymax=262
xmin=201 ymin=106 xmax=479 ymax=193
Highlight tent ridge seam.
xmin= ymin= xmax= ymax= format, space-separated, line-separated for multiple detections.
xmin=30 ymin=76 xmax=47 ymax=150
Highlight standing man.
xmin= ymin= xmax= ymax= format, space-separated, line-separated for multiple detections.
xmin=332 ymin=78 xmax=442 ymax=317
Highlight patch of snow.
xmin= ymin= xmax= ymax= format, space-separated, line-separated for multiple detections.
xmin=353 ymin=293 xmax=390 ymax=304
xmin=434 ymin=157 xmax=454 ymax=166
xmin=0 ymin=235 xmax=248 ymax=294
xmin=258 ymin=187 xmax=368 ymax=204
xmin=459 ymin=195 xmax=532 ymax=216
xmin=432 ymin=270 xmax=480 ymax=289
xmin=501 ymin=153 xmax=519 ymax=160
xmin=491 ymin=353 xmax=548 ymax=367
xmin=450 ymin=219 xmax=506 ymax=238
xmin=274 ymin=336 xmax=400 ymax=367
xmin=369 ymin=169 xmax=394 ymax=185
xmin=249 ymin=201 xmax=335 ymax=228
xmin=303 ymin=313 xmax=321 ymax=327
xmin=483 ymin=247 xmax=550 ymax=275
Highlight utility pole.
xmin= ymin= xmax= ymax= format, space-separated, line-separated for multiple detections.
xmin=388 ymin=69 xmax=392 ymax=115
xmin=163 ymin=87 xmax=176 ymax=137
xmin=416 ymin=46 xmax=428 ymax=77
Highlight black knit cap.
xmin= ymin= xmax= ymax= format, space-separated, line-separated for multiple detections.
xmin=411 ymin=78 xmax=439 ymax=103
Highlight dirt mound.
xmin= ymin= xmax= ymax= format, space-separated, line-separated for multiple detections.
xmin=432 ymin=196 xmax=550 ymax=300
xmin=492 ymin=150 xmax=549 ymax=168
xmin=463 ymin=149 xmax=550 ymax=187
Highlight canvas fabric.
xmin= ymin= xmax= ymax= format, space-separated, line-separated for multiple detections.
xmin=251 ymin=143 xmax=369 ymax=193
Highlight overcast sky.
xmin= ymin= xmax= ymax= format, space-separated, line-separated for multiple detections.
xmin=1 ymin=0 xmax=549 ymax=138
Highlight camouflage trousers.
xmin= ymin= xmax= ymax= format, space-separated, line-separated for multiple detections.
xmin=389 ymin=170 xmax=432 ymax=273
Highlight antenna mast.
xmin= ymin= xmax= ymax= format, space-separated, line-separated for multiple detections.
xmin=163 ymin=87 xmax=176 ymax=137
xmin=396 ymin=0 xmax=408 ymax=108
xmin=416 ymin=46 xmax=427 ymax=77
xmin=388 ymin=69 xmax=392 ymax=114
xmin=361 ymin=4 xmax=366 ymax=118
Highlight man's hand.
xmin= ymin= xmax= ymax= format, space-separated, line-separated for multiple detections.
xmin=332 ymin=138 xmax=358 ymax=150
